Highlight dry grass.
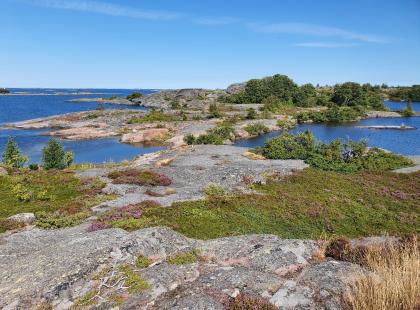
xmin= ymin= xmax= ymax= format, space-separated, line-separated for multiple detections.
xmin=344 ymin=236 xmax=419 ymax=310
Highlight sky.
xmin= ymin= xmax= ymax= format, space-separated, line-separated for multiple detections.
xmin=1 ymin=0 xmax=420 ymax=89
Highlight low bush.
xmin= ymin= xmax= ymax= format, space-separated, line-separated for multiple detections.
xmin=127 ymin=110 xmax=177 ymax=124
xmin=35 ymin=211 xmax=89 ymax=229
xmin=255 ymin=131 xmax=412 ymax=173
xmin=126 ymin=92 xmax=143 ymax=101
xmin=246 ymin=107 xmax=257 ymax=119
xmin=296 ymin=106 xmax=364 ymax=123
xmin=107 ymin=169 xmax=172 ymax=186
xmin=244 ymin=122 xmax=269 ymax=136
xmin=203 ymin=183 xmax=225 ymax=196
xmin=185 ymin=125 xmax=235 ymax=145
xmin=208 ymin=103 xmax=224 ymax=119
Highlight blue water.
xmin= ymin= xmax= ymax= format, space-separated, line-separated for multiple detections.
xmin=234 ymin=101 xmax=420 ymax=155
xmin=0 ymin=89 xmax=163 ymax=164
xmin=385 ymin=100 xmax=420 ymax=112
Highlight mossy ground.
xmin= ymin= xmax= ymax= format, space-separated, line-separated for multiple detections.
xmin=116 ymin=169 xmax=419 ymax=239
xmin=0 ymin=169 xmax=111 ymax=232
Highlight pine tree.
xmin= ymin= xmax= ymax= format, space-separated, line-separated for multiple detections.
xmin=42 ymin=139 xmax=66 ymax=170
xmin=2 ymin=137 xmax=28 ymax=168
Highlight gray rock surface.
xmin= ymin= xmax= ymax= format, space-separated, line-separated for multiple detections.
xmin=0 ymin=226 xmax=368 ymax=310
xmin=92 ymin=145 xmax=308 ymax=212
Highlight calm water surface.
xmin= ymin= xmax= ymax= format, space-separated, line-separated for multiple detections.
xmin=234 ymin=101 xmax=420 ymax=155
xmin=0 ymin=89 xmax=163 ymax=164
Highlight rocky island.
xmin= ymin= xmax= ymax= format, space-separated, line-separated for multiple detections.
xmin=1 ymin=75 xmax=419 ymax=310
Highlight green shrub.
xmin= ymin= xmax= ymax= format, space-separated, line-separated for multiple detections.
xmin=189 ymin=125 xmax=235 ymax=145
xmin=2 ymin=137 xmax=28 ymax=168
xmin=167 ymin=249 xmax=200 ymax=265
xmin=296 ymin=106 xmax=364 ymax=123
xmin=208 ymin=103 xmax=223 ymax=119
xmin=42 ymin=139 xmax=67 ymax=170
xmin=246 ymin=108 xmax=257 ymax=119
xmin=257 ymin=131 xmax=316 ymax=160
xmin=184 ymin=134 xmax=196 ymax=145
xmin=65 ymin=152 xmax=74 ymax=167
xmin=29 ymin=163 xmax=39 ymax=170
xmin=126 ymin=92 xmax=143 ymax=101
xmin=256 ymin=131 xmax=412 ymax=173
xmin=35 ymin=211 xmax=89 ymax=229
xmin=12 ymin=183 xmax=33 ymax=202
xmin=203 ymin=184 xmax=225 ymax=196
xmin=127 ymin=110 xmax=177 ymax=124
xmin=244 ymin=123 xmax=269 ymax=136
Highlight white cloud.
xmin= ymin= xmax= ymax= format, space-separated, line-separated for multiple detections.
xmin=16 ymin=1 xmax=389 ymax=44
xmin=295 ymin=42 xmax=359 ymax=48
xmin=23 ymin=0 xmax=183 ymax=20
xmin=250 ymin=22 xmax=389 ymax=43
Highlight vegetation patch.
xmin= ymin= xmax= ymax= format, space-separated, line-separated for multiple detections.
xmin=128 ymin=169 xmax=419 ymax=240
xmin=184 ymin=125 xmax=234 ymax=145
xmin=136 ymin=255 xmax=152 ymax=268
xmin=254 ymin=131 xmax=413 ymax=173
xmin=126 ymin=92 xmax=143 ymax=101
xmin=224 ymin=293 xmax=277 ymax=310
xmin=118 ymin=264 xmax=150 ymax=293
xmin=107 ymin=169 xmax=172 ymax=186
xmin=343 ymin=236 xmax=419 ymax=310
xmin=127 ymin=109 xmax=177 ymax=124
xmin=167 ymin=249 xmax=200 ymax=265
xmin=0 ymin=170 xmax=107 ymax=232
xmin=244 ymin=122 xmax=270 ymax=136
xmin=296 ymin=106 xmax=364 ymax=123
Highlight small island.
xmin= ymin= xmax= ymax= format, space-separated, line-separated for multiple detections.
xmin=0 ymin=88 xmax=10 ymax=94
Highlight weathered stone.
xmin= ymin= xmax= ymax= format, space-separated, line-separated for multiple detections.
xmin=7 ymin=213 xmax=36 ymax=225
xmin=121 ymin=128 xmax=170 ymax=143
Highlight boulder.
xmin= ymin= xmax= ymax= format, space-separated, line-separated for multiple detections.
xmin=7 ymin=213 xmax=36 ymax=225
xmin=121 ymin=128 xmax=170 ymax=143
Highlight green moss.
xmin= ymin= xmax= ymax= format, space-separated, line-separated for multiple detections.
xmin=136 ymin=255 xmax=152 ymax=268
xmin=131 ymin=169 xmax=419 ymax=240
xmin=118 ymin=264 xmax=150 ymax=293
xmin=203 ymin=183 xmax=225 ymax=196
xmin=167 ymin=249 xmax=200 ymax=265
xmin=74 ymin=290 xmax=96 ymax=306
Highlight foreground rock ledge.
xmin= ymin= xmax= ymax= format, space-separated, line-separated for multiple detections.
xmin=0 ymin=226 xmax=364 ymax=309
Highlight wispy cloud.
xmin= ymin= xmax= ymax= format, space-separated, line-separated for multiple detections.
xmin=16 ymin=0 xmax=389 ymax=45
xmin=295 ymin=42 xmax=359 ymax=48
xmin=194 ymin=17 xmax=240 ymax=26
xmin=21 ymin=0 xmax=183 ymax=20
xmin=250 ymin=22 xmax=389 ymax=43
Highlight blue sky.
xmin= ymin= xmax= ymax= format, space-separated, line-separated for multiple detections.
xmin=1 ymin=0 xmax=419 ymax=89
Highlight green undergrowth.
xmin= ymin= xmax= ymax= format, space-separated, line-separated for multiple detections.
xmin=255 ymin=131 xmax=413 ymax=173
xmin=118 ymin=264 xmax=150 ymax=293
xmin=167 ymin=249 xmax=200 ymax=265
xmin=127 ymin=169 xmax=419 ymax=240
xmin=127 ymin=109 xmax=178 ymax=124
xmin=0 ymin=170 xmax=111 ymax=232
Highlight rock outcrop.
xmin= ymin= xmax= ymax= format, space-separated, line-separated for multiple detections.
xmin=0 ymin=226 xmax=365 ymax=309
